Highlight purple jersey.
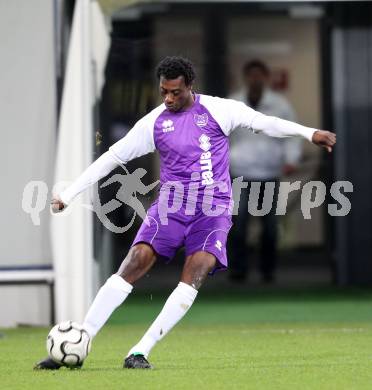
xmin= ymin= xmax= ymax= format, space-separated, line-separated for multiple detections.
xmin=109 ymin=94 xmax=265 ymax=211
xmin=154 ymin=94 xmax=232 ymax=209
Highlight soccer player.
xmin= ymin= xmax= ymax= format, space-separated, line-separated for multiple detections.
xmin=35 ymin=56 xmax=336 ymax=370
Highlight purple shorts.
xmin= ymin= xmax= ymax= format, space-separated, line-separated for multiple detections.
xmin=132 ymin=201 xmax=232 ymax=273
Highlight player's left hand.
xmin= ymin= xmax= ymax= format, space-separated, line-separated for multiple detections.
xmin=312 ymin=130 xmax=336 ymax=153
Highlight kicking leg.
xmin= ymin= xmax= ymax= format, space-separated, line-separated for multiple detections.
xmin=34 ymin=243 xmax=156 ymax=370
xmin=83 ymin=243 xmax=156 ymax=337
xmin=125 ymin=251 xmax=215 ymax=369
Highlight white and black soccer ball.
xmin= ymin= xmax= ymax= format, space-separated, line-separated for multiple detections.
xmin=47 ymin=321 xmax=91 ymax=367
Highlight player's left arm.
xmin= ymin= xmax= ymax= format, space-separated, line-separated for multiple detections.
xmin=225 ymin=99 xmax=336 ymax=152
xmin=251 ymin=113 xmax=336 ymax=153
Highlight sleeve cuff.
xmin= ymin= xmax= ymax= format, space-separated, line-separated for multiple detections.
xmin=59 ymin=190 xmax=71 ymax=206
xmin=302 ymin=128 xmax=317 ymax=143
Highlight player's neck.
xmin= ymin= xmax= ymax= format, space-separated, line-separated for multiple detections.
xmin=181 ymin=92 xmax=196 ymax=111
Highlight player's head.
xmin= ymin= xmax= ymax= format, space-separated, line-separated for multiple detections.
xmin=242 ymin=59 xmax=270 ymax=93
xmin=156 ymin=56 xmax=195 ymax=112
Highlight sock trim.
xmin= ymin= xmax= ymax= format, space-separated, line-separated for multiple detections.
xmin=177 ymin=282 xmax=198 ymax=299
xmin=106 ymin=274 xmax=133 ymax=293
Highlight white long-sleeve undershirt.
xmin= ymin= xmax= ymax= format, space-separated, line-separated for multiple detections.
xmin=59 ymin=151 xmax=120 ymax=205
xmin=251 ymin=112 xmax=316 ymax=141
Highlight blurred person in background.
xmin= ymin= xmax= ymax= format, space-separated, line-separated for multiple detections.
xmin=229 ymin=60 xmax=302 ymax=284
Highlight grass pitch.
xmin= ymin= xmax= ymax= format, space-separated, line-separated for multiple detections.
xmin=2 ymin=288 xmax=372 ymax=389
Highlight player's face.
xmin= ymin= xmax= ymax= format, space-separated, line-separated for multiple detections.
xmin=159 ymin=76 xmax=193 ymax=112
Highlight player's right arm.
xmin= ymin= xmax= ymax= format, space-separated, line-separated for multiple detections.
xmin=52 ymin=114 xmax=157 ymax=213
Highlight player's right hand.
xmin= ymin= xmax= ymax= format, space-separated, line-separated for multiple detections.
xmin=51 ymin=196 xmax=66 ymax=213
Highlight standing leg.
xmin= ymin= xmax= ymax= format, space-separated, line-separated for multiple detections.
xmin=125 ymin=251 xmax=216 ymax=368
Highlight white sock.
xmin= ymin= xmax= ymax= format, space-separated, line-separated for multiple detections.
xmin=83 ymin=274 xmax=133 ymax=338
xmin=127 ymin=282 xmax=197 ymax=358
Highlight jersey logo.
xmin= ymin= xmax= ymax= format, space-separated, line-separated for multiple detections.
xmin=194 ymin=113 xmax=208 ymax=127
xmin=162 ymin=119 xmax=175 ymax=133
xmin=199 ymin=134 xmax=211 ymax=152
xmin=199 ymin=134 xmax=214 ymax=185
xmin=215 ymin=240 xmax=222 ymax=251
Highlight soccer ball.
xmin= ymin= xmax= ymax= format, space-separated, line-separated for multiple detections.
xmin=46 ymin=321 xmax=91 ymax=367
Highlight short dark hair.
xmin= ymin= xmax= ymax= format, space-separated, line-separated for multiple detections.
xmin=243 ymin=60 xmax=270 ymax=76
xmin=156 ymin=56 xmax=196 ymax=86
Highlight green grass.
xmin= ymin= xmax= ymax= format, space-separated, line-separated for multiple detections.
xmin=2 ymin=288 xmax=372 ymax=389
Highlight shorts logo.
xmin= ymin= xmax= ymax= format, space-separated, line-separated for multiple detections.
xmin=194 ymin=113 xmax=208 ymax=128
xmin=162 ymin=119 xmax=175 ymax=133
xmin=215 ymin=240 xmax=222 ymax=251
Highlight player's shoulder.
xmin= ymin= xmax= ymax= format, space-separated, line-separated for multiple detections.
xmin=200 ymin=93 xmax=252 ymax=115
xmin=198 ymin=94 xmax=251 ymax=136
xmin=199 ymin=93 xmax=228 ymax=106
xmin=141 ymin=103 xmax=167 ymax=124
xmin=132 ymin=103 xmax=167 ymax=133
xmin=199 ymin=94 xmax=242 ymax=111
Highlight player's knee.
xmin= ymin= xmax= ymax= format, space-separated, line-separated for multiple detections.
xmin=190 ymin=252 xmax=216 ymax=272
xmin=181 ymin=252 xmax=216 ymax=289
xmin=130 ymin=244 xmax=154 ymax=266
xmin=115 ymin=244 xmax=155 ymax=282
